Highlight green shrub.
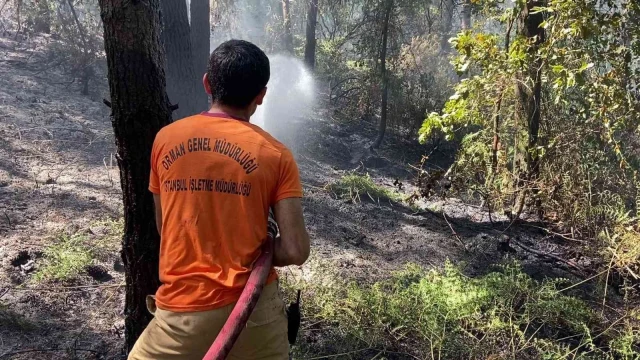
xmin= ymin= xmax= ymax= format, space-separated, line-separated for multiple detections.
xmin=34 ymin=234 xmax=94 ymax=282
xmin=610 ymin=320 xmax=640 ymax=360
xmin=602 ymin=222 xmax=640 ymax=282
xmin=328 ymin=173 xmax=402 ymax=204
xmin=286 ymin=262 xmax=640 ymax=359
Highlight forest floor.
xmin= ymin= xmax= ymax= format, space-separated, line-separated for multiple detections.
xmin=0 ymin=34 xmax=608 ymax=359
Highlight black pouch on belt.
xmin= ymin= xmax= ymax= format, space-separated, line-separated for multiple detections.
xmin=286 ymin=290 xmax=301 ymax=345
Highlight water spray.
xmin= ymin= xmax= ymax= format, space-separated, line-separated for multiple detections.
xmin=252 ymin=55 xmax=316 ymax=149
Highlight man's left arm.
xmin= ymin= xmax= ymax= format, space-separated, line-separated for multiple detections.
xmin=269 ymin=149 xmax=309 ymax=266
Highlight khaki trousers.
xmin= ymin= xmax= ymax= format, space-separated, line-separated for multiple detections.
xmin=128 ymin=282 xmax=289 ymax=360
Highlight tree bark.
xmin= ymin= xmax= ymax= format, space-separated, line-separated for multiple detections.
xmin=304 ymin=0 xmax=318 ymax=69
xmin=190 ymin=0 xmax=210 ymax=85
xmin=512 ymin=0 xmax=545 ymax=219
xmin=460 ymin=0 xmax=471 ymax=30
xmin=160 ymin=0 xmax=204 ymax=120
xmin=98 ymin=0 xmax=171 ymax=352
xmin=372 ymin=0 xmax=393 ymax=149
xmin=282 ymin=0 xmax=294 ymax=54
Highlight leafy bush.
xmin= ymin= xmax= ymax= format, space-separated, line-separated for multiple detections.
xmin=418 ymin=0 xmax=640 ymax=281
xmin=602 ymin=223 xmax=640 ymax=284
xmin=388 ymin=35 xmax=456 ymax=137
xmin=34 ymin=233 xmax=94 ymax=282
xmin=286 ymin=262 xmax=640 ymax=359
xmin=327 ymin=172 xmax=402 ymax=204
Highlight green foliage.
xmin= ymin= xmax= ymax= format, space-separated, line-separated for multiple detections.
xmin=601 ymin=222 xmax=640 ymax=281
xmin=287 ymin=262 xmax=640 ymax=359
xmin=34 ymin=233 xmax=94 ymax=282
xmin=389 ymin=35 xmax=456 ymax=135
xmin=91 ymin=217 xmax=124 ymax=247
xmin=419 ymin=0 xmax=640 ymax=275
xmin=328 ymin=172 xmax=402 ymax=204
xmin=610 ymin=319 xmax=640 ymax=360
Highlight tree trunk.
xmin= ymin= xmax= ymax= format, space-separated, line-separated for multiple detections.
xmin=488 ymin=20 xmax=514 ymax=185
xmin=15 ymin=0 xmax=22 ymax=34
xmin=67 ymin=0 xmax=92 ymax=95
xmin=304 ymin=0 xmax=318 ymax=69
xmin=282 ymin=0 xmax=294 ymax=54
xmin=460 ymin=0 xmax=471 ymax=30
xmin=190 ymin=0 xmax=210 ymax=87
xmin=512 ymin=0 xmax=545 ymax=219
xmin=98 ymin=0 xmax=171 ymax=352
xmin=34 ymin=0 xmax=51 ymax=34
xmin=160 ymin=0 xmax=203 ymax=120
xmin=440 ymin=0 xmax=455 ymax=53
xmin=372 ymin=0 xmax=393 ymax=149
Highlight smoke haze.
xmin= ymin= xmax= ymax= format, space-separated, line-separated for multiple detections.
xmin=252 ymin=55 xmax=316 ymax=147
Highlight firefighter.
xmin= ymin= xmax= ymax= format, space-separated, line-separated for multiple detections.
xmin=128 ymin=39 xmax=310 ymax=360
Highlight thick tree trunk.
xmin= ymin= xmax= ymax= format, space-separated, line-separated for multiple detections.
xmin=372 ymin=0 xmax=393 ymax=149
xmin=160 ymin=0 xmax=204 ymax=120
xmin=440 ymin=0 xmax=455 ymax=53
xmin=98 ymin=0 xmax=171 ymax=352
xmin=460 ymin=0 xmax=471 ymax=30
xmin=282 ymin=0 xmax=294 ymax=54
xmin=512 ymin=0 xmax=545 ymax=218
xmin=190 ymin=0 xmax=210 ymax=83
xmin=304 ymin=0 xmax=318 ymax=69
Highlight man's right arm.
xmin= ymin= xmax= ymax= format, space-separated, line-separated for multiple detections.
xmin=272 ymin=198 xmax=310 ymax=267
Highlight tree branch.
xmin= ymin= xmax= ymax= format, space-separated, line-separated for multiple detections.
xmin=511 ymin=238 xmax=585 ymax=275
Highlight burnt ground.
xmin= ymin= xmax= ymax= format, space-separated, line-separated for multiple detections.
xmin=0 ymin=34 xmax=606 ymax=359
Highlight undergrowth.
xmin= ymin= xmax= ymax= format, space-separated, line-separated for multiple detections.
xmin=90 ymin=217 xmax=124 ymax=252
xmin=284 ymin=262 xmax=640 ymax=360
xmin=601 ymin=222 xmax=640 ymax=284
xmin=328 ymin=173 xmax=402 ymax=204
xmin=33 ymin=233 xmax=94 ymax=282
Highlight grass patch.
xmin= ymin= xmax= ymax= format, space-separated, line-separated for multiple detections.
xmin=328 ymin=172 xmax=402 ymax=204
xmin=284 ymin=262 xmax=640 ymax=359
xmin=90 ymin=217 xmax=124 ymax=253
xmin=33 ymin=233 xmax=94 ymax=282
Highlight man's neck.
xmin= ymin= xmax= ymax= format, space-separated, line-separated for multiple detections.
xmin=206 ymin=104 xmax=251 ymax=122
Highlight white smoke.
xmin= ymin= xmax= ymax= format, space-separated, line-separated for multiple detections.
xmin=252 ymin=55 xmax=316 ymax=147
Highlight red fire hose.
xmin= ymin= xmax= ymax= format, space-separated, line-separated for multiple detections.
xmin=202 ymin=237 xmax=274 ymax=360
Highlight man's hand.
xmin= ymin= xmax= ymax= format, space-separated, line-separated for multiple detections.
xmin=272 ymin=198 xmax=310 ymax=267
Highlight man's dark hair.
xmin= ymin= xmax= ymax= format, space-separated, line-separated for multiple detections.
xmin=207 ymin=40 xmax=270 ymax=108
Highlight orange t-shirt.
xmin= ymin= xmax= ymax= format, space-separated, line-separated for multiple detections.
xmin=148 ymin=112 xmax=303 ymax=312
